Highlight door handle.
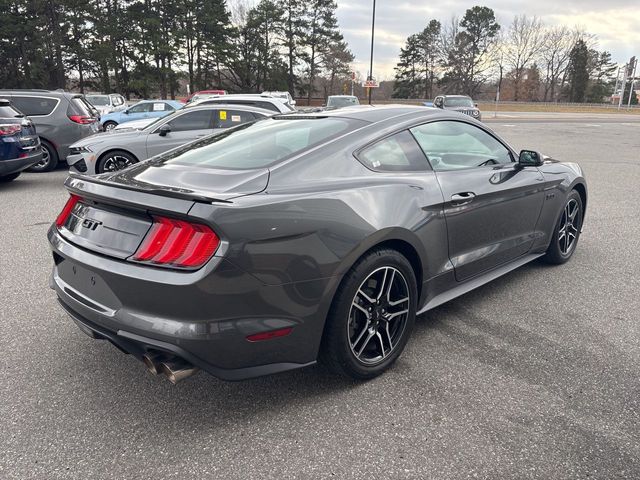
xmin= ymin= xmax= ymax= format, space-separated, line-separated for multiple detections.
xmin=451 ymin=192 xmax=476 ymax=205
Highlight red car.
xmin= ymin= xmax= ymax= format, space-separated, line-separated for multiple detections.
xmin=185 ymin=90 xmax=227 ymax=103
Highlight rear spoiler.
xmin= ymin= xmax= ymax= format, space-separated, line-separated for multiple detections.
xmin=66 ymin=172 xmax=232 ymax=207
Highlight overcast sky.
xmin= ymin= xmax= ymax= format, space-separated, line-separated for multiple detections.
xmin=336 ymin=1 xmax=640 ymax=79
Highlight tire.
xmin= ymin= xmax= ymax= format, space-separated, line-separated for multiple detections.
xmin=103 ymin=121 xmax=118 ymax=131
xmin=321 ymin=248 xmax=417 ymax=379
xmin=543 ymin=189 xmax=583 ymax=265
xmin=97 ymin=150 xmax=138 ymax=174
xmin=0 ymin=172 xmax=20 ymax=182
xmin=28 ymin=141 xmax=59 ymax=172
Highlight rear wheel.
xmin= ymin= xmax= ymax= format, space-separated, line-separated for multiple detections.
xmin=103 ymin=121 xmax=118 ymax=131
xmin=28 ymin=140 xmax=59 ymax=172
xmin=0 ymin=172 xmax=20 ymax=182
xmin=321 ymin=248 xmax=417 ymax=379
xmin=543 ymin=190 xmax=583 ymax=264
xmin=97 ymin=150 xmax=138 ymax=174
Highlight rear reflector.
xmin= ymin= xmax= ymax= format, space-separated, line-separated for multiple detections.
xmin=132 ymin=216 xmax=220 ymax=269
xmin=56 ymin=194 xmax=80 ymax=228
xmin=246 ymin=327 xmax=293 ymax=342
xmin=68 ymin=115 xmax=95 ymax=125
xmin=0 ymin=124 xmax=21 ymax=136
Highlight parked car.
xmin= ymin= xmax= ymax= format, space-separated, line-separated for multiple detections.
xmin=67 ymin=104 xmax=273 ymax=174
xmin=100 ymin=100 xmax=183 ymax=131
xmin=185 ymin=90 xmax=227 ymax=103
xmin=262 ymin=91 xmax=296 ymax=106
xmin=326 ymin=95 xmax=360 ymax=109
xmin=50 ymin=105 xmax=587 ymax=383
xmin=433 ymin=95 xmax=482 ymax=120
xmin=0 ymin=90 xmax=100 ymax=171
xmin=188 ymin=94 xmax=295 ymax=113
xmin=0 ymin=99 xmax=42 ymax=182
xmin=85 ymin=93 xmax=127 ymax=116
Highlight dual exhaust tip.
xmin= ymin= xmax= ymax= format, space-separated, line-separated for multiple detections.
xmin=142 ymin=351 xmax=199 ymax=384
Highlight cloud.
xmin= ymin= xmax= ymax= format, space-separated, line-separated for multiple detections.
xmin=336 ymin=0 xmax=640 ymax=79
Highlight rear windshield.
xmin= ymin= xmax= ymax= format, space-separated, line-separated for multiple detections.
xmin=0 ymin=105 xmax=22 ymax=118
xmin=328 ymin=97 xmax=359 ymax=108
xmin=67 ymin=97 xmax=96 ymax=116
xmin=152 ymin=117 xmax=364 ymax=170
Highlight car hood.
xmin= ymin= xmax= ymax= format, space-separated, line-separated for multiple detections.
xmin=91 ymin=162 xmax=270 ymax=201
xmin=71 ymin=129 xmax=144 ymax=148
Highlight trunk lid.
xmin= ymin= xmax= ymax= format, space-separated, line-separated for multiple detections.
xmin=96 ymin=162 xmax=270 ymax=202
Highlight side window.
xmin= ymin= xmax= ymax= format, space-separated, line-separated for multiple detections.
xmin=357 ymin=130 xmax=430 ymax=172
xmin=152 ymin=102 xmax=170 ymax=112
xmin=111 ymin=96 xmax=124 ymax=106
xmin=410 ymin=121 xmax=513 ymax=171
xmin=216 ymin=110 xmax=257 ymax=129
xmin=256 ymin=101 xmax=280 ymax=112
xmin=167 ymin=110 xmax=213 ymax=132
xmin=10 ymin=96 xmax=58 ymax=116
xmin=128 ymin=103 xmax=151 ymax=113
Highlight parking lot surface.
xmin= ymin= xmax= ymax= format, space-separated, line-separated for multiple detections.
xmin=1 ymin=118 xmax=639 ymax=479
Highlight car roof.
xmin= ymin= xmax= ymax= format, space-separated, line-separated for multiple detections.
xmin=328 ymin=95 xmax=357 ymax=98
xmin=0 ymin=89 xmax=81 ymax=99
xmin=442 ymin=95 xmax=471 ymax=98
xmin=281 ymin=104 xmax=446 ymax=124
xmin=179 ymin=104 xmax=275 ymax=115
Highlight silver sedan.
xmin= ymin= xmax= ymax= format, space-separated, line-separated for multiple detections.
xmin=66 ymin=104 xmax=274 ymax=175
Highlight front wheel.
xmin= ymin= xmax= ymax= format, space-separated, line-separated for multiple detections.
xmin=543 ymin=190 xmax=583 ymax=264
xmin=97 ymin=150 xmax=138 ymax=174
xmin=103 ymin=121 xmax=118 ymax=131
xmin=321 ymin=248 xmax=417 ymax=379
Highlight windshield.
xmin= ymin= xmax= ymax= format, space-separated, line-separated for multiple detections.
xmin=86 ymin=95 xmax=110 ymax=106
xmin=327 ymin=97 xmax=359 ymax=108
xmin=152 ymin=117 xmax=364 ymax=170
xmin=444 ymin=97 xmax=474 ymax=108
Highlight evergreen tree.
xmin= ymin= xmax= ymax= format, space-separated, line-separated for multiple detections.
xmin=566 ymin=39 xmax=589 ymax=102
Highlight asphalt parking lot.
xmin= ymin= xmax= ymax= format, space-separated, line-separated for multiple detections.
xmin=1 ymin=116 xmax=639 ymax=479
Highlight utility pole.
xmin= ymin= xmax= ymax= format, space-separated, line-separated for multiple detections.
xmin=367 ymin=0 xmax=376 ymax=105
xmin=627 ymin=58 xmax=637 ymax=109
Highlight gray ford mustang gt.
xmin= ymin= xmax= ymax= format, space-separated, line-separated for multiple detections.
xmin=48 ymin=105 xmax=587 ymax=383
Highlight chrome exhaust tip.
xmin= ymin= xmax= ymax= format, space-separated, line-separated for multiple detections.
xmin=160 ymin=358 xmax=200 ymax=384
xmin=142 ymin=352 xmax=166 ymax=375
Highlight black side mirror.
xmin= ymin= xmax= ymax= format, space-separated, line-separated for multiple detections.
xmin=123 ymin=109 xmax=129 ymax=114
xmin=158 ymin=124 xmax=171 ymax=137
xmin=518 ymin=150 xmax=544 ymax=167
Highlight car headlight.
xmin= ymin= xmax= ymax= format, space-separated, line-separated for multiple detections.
xmin=472 ymin=110 xmax=480 ymax=116
xmin=69 ymin=145 xmax=93 ymax=154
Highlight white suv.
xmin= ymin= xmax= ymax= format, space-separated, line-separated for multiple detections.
xmin=188 ymin=94 xmax=295 ymax=113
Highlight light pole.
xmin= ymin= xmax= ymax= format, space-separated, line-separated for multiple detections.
xmin=367 ymin=0 xmax=376 ymax=105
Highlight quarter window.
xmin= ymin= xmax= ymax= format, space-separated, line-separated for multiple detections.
xmin=216 ymin=110 xmax=260 ymax=129
xmin=357 ymin=130 xmax=430 ymax=172
xmin=9 ymin=96 xmax=58 ymax=116
xmin=410 ymin=121 xmax=513 ymax=171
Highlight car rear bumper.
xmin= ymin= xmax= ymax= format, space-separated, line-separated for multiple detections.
xmin=48 ymin=227 xmax=330 ymax=381
xmin=0 ymin=149 xmax=43 ymax=175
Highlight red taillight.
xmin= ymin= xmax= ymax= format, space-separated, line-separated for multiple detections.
xmin=132 ymin=216 xmax=220 ymax=269
xmin=0 ymin=124 xmax=21 ymax=136
xmin=246 ymin=327 xmax=294 ymax=342
xmin=56 ymin=194 xmax=80 ymax=228
xmin=68 ymin=115 xmax=95 ymax=125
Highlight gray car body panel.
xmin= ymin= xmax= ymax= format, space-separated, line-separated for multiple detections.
xmin=67 ymin=104 xmax=274 ymax=175
xmin=0 ymin=90 xmax=100 ymax=160
xmin=49 ymin=105 xmax=587 ymax=380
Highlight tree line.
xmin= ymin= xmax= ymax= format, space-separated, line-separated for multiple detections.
xmin=0 ymin=0 xmax=354 ymax=101
xmin=392 ymin=6 xmax=624 ymax=103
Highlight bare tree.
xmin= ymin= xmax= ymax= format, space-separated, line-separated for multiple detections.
xmin=540 ymin=26 xmax=577 ymax=101
xmin=503 ymin=15 xmax=545 ymax=101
